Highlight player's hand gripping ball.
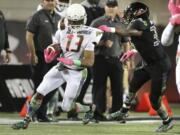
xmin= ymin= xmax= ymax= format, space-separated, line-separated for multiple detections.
xmin=44 ymin=46 xmax=59 ymax=63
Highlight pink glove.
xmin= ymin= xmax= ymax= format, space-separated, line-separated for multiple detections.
xmin=168 ymin=0 xmax=180 ymax=15
xmin=120 ymin=49 xmax=137 ymax=62
xmin=57 ymin=57 xmax=74 ymax=66
xmin=98 ymin=25 xmax=116 ymax=33
xmin=170 ymin=14 xmax=180 ymax=25
xmin=44 ymin=47 xmax=59 ymax=63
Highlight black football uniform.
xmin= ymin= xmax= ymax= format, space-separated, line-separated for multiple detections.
xmin=128 ymin=18 xmax=171 ymax=110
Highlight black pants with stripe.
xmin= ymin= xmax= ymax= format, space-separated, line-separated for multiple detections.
xmin=92 ymin=55 xmax=123 ymax=114
xmin=129 ymin=57 xmax=171 ymax=110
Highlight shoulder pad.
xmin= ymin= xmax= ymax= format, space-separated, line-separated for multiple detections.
xmin=132 ymin=18 xmax=148 ymax=26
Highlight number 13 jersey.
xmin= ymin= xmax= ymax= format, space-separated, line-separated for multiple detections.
xmin=54 ymin=26 xmax=103 ymax=69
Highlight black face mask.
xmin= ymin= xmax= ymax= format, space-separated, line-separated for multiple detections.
xmin=87 ymin=0 xmax=100 ymax=5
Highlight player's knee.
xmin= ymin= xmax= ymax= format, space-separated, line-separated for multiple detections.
xmin=61 ymin=97 xmax=74 ymax=112
xmin=61 ymin=104 xmax=71 ymax=112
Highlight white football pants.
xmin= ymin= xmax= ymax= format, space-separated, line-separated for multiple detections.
xmin=37 ymin=65 xmax=87 ymax=112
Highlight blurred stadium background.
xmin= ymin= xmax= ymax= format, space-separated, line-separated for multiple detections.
xmin=0 ymin=0 xmax=170 ymax=24
xmin=0 ymin=0 xmax=179 ymax=134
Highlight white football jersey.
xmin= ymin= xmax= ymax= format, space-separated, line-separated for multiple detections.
xmin=54 ymin=26 xmax=103 ymax=69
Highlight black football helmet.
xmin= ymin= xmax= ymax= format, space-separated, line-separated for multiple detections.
xmin=124 ymin=2 xmax=149 ymax=22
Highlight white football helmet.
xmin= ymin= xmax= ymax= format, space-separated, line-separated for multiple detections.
xmin=66 ymin=4 xmax=87 ymax=32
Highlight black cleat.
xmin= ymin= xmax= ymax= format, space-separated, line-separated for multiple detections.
xmin=106 ymin=109 xmax=127 ymax=122
xmin=11 ymin=118 xmax=30 ymax=130
xmin=82 ymin=111 xmax=94 ymax=125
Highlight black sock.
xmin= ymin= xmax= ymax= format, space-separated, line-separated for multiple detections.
xmin=121 ymin=107 xmax=129 ymax=114
xmin=163 ymin=117 xmax=172 ymax=124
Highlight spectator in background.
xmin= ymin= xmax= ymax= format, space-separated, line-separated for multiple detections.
xmin=37 ymin=0 xmax=71 ymax=17
xmin=0 ymin=10 xmax=11 ymax=63
xmin=55 ymin=0 xmax=71 ymax=17
xmin=84 ymin=0 xmax=131 ymax=122
xmin=26 ymin=0 xmax=61 ymax=122
xmin=75 ymin=0 xmax=105 ymax=106
xmin=122 ymin=42 xmax=135 ymax=102
xmin=161 ymin=0 xmax=180 ymax=97
xmin=81 ymin=0 xmax=104 ymax=26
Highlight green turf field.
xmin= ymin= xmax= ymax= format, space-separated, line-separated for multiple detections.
xmin=0 ymin=103 xmax=179 ymax=135
xmin=0 ymin=122 xmax=180 ymax=135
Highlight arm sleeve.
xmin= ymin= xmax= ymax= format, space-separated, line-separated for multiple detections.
xmin=121 ymin=24 xmax=131 ymax=43
xmin=118 ymin=23 xmax=131 ymax=44
xmin=26 ymin=13 xmax=40 ymax=33
xmin=92 ymin=28 xmax=103 ymax=44
xmin=161 ymin=23 xmax=175 ymax=46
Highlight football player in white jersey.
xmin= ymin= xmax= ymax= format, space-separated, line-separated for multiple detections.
xmin=161 ymin=0 xmax=180 ymax=97
xmin=11 ymin=4 xmax=103 ymax=130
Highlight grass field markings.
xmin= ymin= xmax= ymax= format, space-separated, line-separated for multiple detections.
xmin=0 ymin=122 xmax=179 ymax=135
xmin=0 ymin=118 xmax=180 ymax=127
xmin=0 ymin=118 xmax=164 ymax=125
